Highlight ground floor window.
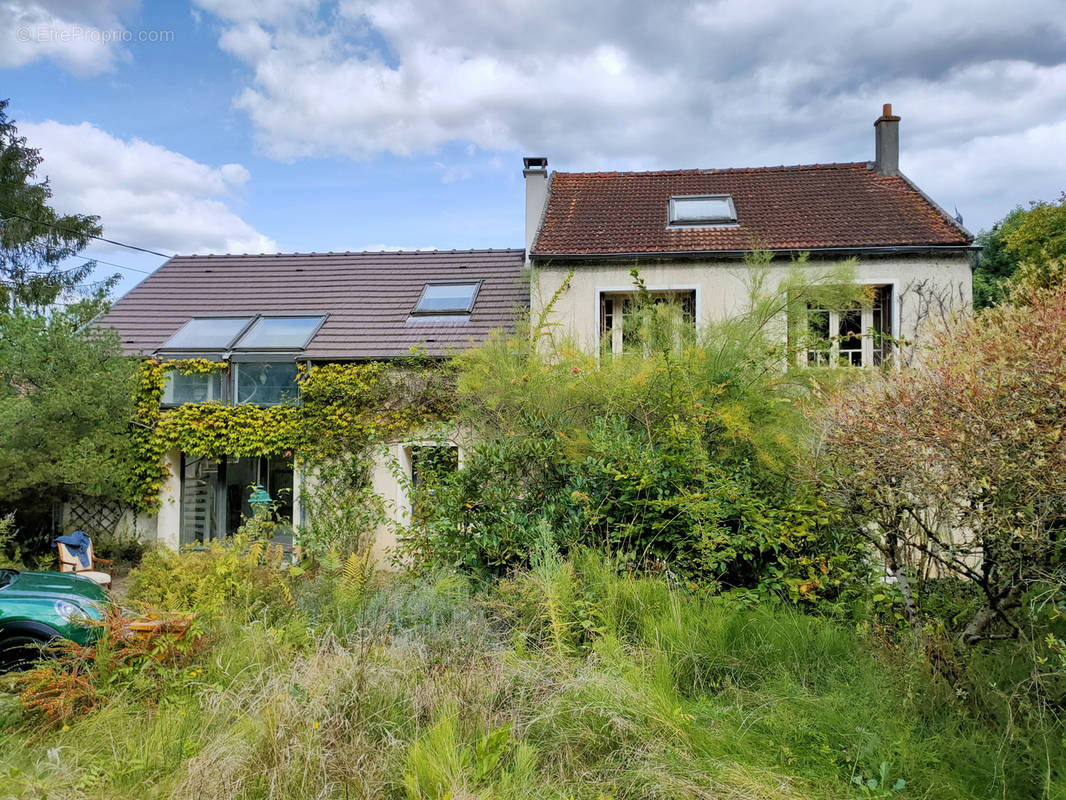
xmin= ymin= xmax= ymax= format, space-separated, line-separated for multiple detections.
xmin=179 ymin=454 xmax=294 ymax=545
xmin=407 ymin=444 xmax=458 ymax=525
xmin=599 ymin=289 xmax=696 ymax=354
xmin=800 ymin=285 xmax=892 ymax=368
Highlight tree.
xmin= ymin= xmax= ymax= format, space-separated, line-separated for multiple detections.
xmin=815 ymin=282 xmax=1066 ymax=643
xmin=0 ymin=294 xmax=138 ymax=549
xmin=974 ymin=194 xmax=1066 ymax=309
xmin=0 ymin=98 xmax=102 ymax=308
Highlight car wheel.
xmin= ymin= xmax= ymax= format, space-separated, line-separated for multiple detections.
xmin=0 ymin=633 xmax=55 ymax=672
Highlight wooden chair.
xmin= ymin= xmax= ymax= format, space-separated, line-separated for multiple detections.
xmin=57 ymin=537 xmax=112 ymax=590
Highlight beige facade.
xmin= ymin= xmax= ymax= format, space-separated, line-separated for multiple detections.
xmin=366 ymin=432 xmax=465 ymax=565
xmin=530 ymin=254 xmax=973 ymax=358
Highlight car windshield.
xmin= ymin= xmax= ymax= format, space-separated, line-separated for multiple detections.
xmin=0 ymin=569 xmax=16 ymax=589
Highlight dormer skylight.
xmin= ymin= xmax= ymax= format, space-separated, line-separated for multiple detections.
xmin=412 ymin=281 xmax=481 ymax=315
xmin=668 ymin=195 xmax=737 ymax=227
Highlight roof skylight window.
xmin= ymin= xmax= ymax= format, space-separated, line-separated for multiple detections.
xmin=668 ymin=195 xmax=737 ymax=226
xmin=232 ymin=315 xmax=326 ymax=350
xmin=413 ymin=281 xmax=481 ymax=315
xmin=161 ymin=317 xmax=254 ymax=351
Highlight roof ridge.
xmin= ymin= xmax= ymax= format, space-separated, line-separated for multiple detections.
xmin=169 ymin=247 xmax=525 ymax=259
xmin=551 ymin=162 xmax=869 ymax=178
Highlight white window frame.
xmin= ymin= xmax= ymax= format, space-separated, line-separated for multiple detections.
xmin=799 ymin=281 xmax=897 ymax=368
xmin=595 ymin=284 xmax=701 ymax=355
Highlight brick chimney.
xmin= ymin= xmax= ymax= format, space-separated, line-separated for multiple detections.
xmin=523 ymin=156 xmax=548 ymax=259
xmin=874 ymin=103 xmax=900 ymax=176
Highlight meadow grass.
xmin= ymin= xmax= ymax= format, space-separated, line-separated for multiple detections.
xmin=0 ymin=553 xmax=1061 ymax=799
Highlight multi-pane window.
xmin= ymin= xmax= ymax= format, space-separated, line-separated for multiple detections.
xmin=161 ymin=314 xmax=324 ymax=353
xmin=157 ymin=314 xmax=324 ymax=407
xmin=599 ymin=290 xmax=696 ymax=354
xmin=802 ymin=285 xmax=891 ymax=368
xmin=179 ymin=454 xmax=294 ymax=545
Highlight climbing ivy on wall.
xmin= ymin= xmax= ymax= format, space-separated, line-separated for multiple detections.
xmin=130 ymin=357 xmax=455 ymax=513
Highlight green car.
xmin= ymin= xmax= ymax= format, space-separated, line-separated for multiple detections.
xmin=0 ymin=569 xmax=110 ymax=670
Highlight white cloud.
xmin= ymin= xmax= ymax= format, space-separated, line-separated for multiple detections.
xmin=194 ymin=0 xmax=1066 ymax=230
xmin=23 ymin=120 xmax=276 ymax=255
xmin=0 ymin=0 xmax=137 ymax=76
xmin=193 ymin=0 xmax=316 ymax=24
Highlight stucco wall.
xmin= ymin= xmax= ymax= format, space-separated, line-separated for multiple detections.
xmin=530 ymin=255 xmax=973 ymax=356
xmin=156 ymin=449 xmax=182 ymax=549
xmin=368 ymin=431 xmax=466 ymax=567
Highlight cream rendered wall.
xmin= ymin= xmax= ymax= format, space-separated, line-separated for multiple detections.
xmin=367 ymin=432 xmax=466 ymax=567
xmin=530 ymin=255 xmax=973 ymax=355
xmin=155 ymin=449 xmax=182 ymax=549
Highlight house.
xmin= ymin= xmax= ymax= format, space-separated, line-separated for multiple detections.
xmin=89 ymin=104 xmax=975 ymax=558
xmin=91 ymin=249 xmax=526 ymax=556
xmin=523 ymin=105 xmax=976 ymax=364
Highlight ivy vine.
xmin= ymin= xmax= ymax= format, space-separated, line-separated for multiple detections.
xmin=130 ymin=357 xmax=455 ymax=513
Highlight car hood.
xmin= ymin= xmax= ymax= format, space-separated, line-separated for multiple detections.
xmin=0 ymin=570 xmax=109 ymax=607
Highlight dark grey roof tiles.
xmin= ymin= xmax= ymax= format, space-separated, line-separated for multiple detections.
xmin=98 ymin=249 xmax=528 ymax=359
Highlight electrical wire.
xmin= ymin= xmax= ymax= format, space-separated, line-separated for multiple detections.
xmin=0 ymin=207 xmax=173 ymax=258
xmin=69 ymin=254 xmax=153 ymax=275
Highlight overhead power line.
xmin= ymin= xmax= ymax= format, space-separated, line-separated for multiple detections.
xmin=71 ymin=254 xmax=153 ymax=276
xmin=0 ymin=207 xmax=174 ymax=258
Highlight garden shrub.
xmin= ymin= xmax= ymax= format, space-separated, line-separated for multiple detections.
xmin=126 ymin=533 xmax=292 ymax=620
xmin=403 ymin=262 xmax=866 ymax=598
xmin=90 ymin=527 xmax=150 ymax=568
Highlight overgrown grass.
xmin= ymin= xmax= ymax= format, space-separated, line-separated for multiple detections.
xmin=0 ymin=549 xmax=1061 ymax=799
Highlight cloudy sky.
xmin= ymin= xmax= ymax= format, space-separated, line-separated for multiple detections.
xmin=3 ymin=0 xmax=1065 ymax=294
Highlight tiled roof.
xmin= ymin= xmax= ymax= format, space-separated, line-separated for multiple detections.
xmin=98 ymin=249 xmax=527 ymax=359
xmin=532 ymin=163 xmax=972 ymax=256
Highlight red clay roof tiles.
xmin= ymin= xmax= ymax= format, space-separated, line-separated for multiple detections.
xmin=98 ymin=249 xmax=527 ymax=359
xmin=532 ymin=163 xmax=972 ymax=256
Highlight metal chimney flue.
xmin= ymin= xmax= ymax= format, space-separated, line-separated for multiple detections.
xmin=874 ymin=103 xmax=901 ymax=176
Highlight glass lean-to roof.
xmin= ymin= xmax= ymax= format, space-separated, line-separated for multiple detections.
xmin=160 ymin=316 xmax=254 ymax=350
xmin=233 ymin=316 xmax=325 ymax=350
xmin=413 ymin=281 xmax=481 ymax=315
xmin=159 ymin=314 xmax=326 ymax=352
xmin=668 ymin=195 xmax=737 ymax=226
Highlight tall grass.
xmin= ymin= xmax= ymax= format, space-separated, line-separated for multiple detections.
xmin=0 ymin=555 xmax=1061 ymax=799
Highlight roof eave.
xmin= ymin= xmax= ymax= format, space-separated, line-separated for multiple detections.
xmin=531 ymin=243 xmax=981 ymax=263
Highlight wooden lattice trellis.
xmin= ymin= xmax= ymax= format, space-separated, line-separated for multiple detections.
xmin=64 ymin=497 xmax=127 ymax=536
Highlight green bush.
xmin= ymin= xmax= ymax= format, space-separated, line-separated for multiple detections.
xmin=403 ymin=262 xmax=867 ymax=599
xmin=126 ymin=534 xmax=292 ymax=620
xmin=89 ymin=527 xmax=149 ymax=568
